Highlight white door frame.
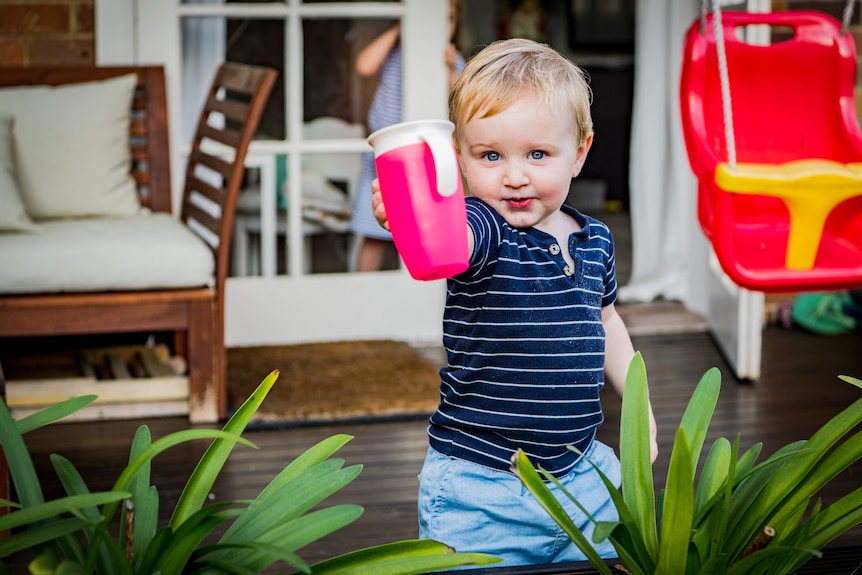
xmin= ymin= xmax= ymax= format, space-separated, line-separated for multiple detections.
xmin=685 ymin=0 xmax=769 ymax=381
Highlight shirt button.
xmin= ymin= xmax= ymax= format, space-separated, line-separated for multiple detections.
xmin=549 ymin=243 xmax=561 ymax=255
xmin=563 ymin=265 xmax=574 ymax=276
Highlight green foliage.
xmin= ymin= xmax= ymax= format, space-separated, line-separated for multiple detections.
xmin=0 ymin=370 xmax=500 ymax=574
xmin=513 ymin=353 xmax=862 ymax=575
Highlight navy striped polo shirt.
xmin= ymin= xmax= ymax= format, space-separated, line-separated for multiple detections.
xmin=428 ymin=197 xmax=618 ymax=478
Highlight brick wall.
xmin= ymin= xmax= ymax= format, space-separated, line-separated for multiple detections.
xmin=0 ymin=0 xmax=95 ymax=67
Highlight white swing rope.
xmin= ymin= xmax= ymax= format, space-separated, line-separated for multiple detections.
xmin=702 ymin=0 xmax=858 ymax=172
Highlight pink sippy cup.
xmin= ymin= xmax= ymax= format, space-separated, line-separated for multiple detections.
xmin=367 ymin=120 xmax=469 ymax=281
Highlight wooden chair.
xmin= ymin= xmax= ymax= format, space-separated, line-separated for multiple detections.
xmin=0 ymin=62 xmax=277 ymax=423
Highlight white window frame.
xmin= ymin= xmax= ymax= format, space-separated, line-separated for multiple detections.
xmin=95 ymin=0 xmax=453 ymax=347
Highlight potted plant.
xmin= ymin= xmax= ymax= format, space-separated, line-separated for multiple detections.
xmin=0 ymin=369 xmax=500 ymax=574
xmin=513 ymin=352 xmax=862 ymax=575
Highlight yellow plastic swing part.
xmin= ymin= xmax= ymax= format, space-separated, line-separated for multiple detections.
xmin=715 ymin=159 xmax=862 ymax=270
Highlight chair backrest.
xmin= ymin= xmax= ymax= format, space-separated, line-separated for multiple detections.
xmin=180 ymin=62 xmax=278 ymax=293
xmin=681 ymin=10 xmax=862 ymax=169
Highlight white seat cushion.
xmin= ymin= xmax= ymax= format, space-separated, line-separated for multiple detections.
xmin=0 ymin=213 xmax=215 ymax=294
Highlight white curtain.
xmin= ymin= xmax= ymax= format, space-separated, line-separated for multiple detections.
xmin=619 ymin=0 xmax=698 ymax=303
xmin=181 ymin=2 xmax=225 ymax=144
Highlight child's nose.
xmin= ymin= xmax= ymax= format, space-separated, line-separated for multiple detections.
xmin=503 ymin=161 xmax=529 ymax=188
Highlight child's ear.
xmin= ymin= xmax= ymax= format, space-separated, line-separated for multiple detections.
xmin=572 ymin=133 xmax=594 ymax=178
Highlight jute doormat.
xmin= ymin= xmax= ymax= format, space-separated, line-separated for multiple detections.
xmin=227 ymin=339 xmax=442 ymax=426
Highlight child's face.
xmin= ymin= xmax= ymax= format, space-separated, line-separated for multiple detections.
xmin=456 ymin=93 xmax=592 ymax=232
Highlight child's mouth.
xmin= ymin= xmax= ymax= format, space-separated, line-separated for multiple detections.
xmin=505 ymin=197 xmax=532 ymax=209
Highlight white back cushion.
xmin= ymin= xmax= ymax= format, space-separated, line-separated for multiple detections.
xmin=0 ymin=74 xmax=143 ymax=219
xmin=0 ymin=114 xmax=35 ymax=231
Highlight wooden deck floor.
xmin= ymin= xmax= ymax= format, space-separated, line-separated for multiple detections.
xmin=4 ymin=324 xmax=862 ymax=572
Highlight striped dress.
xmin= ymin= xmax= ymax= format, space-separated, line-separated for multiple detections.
xmin=349 ymin=46 xmax=403 ymax=240
xmin=428 ymin=197 xmax=618 ymax=478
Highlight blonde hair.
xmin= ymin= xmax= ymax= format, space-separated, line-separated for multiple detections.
xmin=449 ymin=38 xmax=593 ymax=146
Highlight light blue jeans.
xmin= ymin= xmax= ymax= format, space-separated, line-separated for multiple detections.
xmin=417 ymin=441 xmax=620 ymax=568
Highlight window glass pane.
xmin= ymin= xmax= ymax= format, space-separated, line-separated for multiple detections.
xmin=226 ymin=18 xmax=286 ymax=140
xmin=231 ymin=155 xmax=291 ymax=277
xmin=181 ymin=16 xmax=286 ymax=141
xmin=302 ymin=18 xmax=398 ymax=134
xmin=302 ymin=0 xmax=399 ymax=3
xmin=181 ymin=0 xmax=285 ymax=4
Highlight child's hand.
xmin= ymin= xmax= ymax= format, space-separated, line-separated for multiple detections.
xmin=371 ymin=178 xmax=391 ymax=231
xmin=445 ymin=43 xmax=458 ymax=70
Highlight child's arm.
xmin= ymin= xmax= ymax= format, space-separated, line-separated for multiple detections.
xmin=371 ymin=178 xmax=475 ymax=252
xmin=602 ymin=304 xmax=659 ymax=463
xmin=356 ymin=22 xmax=401 ymax=77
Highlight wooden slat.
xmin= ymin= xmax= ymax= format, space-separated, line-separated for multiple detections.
xmin=11 ymin=400 xmax=189 ymax=422
xmin=198 ymin=121 xmax=242 ymax=150
xmin=208 ymin=97 xmax=249 ymax=123
xmin=190 ymin=145 xmax=234 ymax=179
xmin=0 ymin=293 xmax=214 ymax=337
xmin=183 ymin=202 xmax=220 ymax=237
xmin=6 ymin=376 xmax=188 ymax=408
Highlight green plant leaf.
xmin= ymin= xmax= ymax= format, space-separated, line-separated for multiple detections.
xmin=198 ymin=506 xmax=363 ymax=572
xmin=134 ymin=523 xmax=176 ymax=575
xmin=619 ymin=352 xmax=657 ymax=560
xmin=306 ymin=539 xmax=501 ymax=574
xmin=150 ymin=504 xmax=236 ymax=575
xmin=220 ymin=459 xmax=362 ymax=547
xmin=170 ymin=370 xmax=279 ymax=529
xmin=724 ymin=396 xmax=862 ymax=557
xmin=191 ymin=541 xmax=310 ymax=574
xmin=131 ymin=486 xmax=159 ymax=566
xmin=511 ymin=450 xmax=615 ymax=575
xmin=678 ymin=368 xmax=721 ymax=474
xmin=14 ymin=396 xmax=98 ymax=435
xmin=657 ymin=427 xmax=694 ymax=574
xmin=49 ymin=454 xmax=111 ymax=571
xmin=0 ymin=517 xmax=91 ymax=557
xmin=98 ymin=428 xmax=254 ymax=530
xmin=124 ymin=425 xmax=154 ymax=560
xmin=724 ymin=544 xmax=820 ymax=575
xmin=220 ymin=434 xmax=356 ymax=543
xmin=0 ymin=394 xmax=44 ymax=510
xmin=694 ymin=438 xmax=731 ymax=517
xmin=770 ymin=429 xmax=862 ymax=532
xmin=55 ymin=560 xmax=91 ymax=575
xmin=0 ymin=492 xmax=126 ymax=533
xmin=838 ymin=374 xmax=862 ymax=389
xmin=561 ymin=445 xmax=655 ymax=572
xmin=732 ymin=441 xmax=763 ymax=481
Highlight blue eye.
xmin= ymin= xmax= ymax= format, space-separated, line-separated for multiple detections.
xmin=530 ymin=150 xmax=546 ymax=160
xmin=483 ymin=151 xmax=500 ymax=162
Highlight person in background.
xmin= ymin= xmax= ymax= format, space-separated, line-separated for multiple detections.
xmin=349 ymin=0 xmax=464 ymax=272
xmin=372 ymin=38 xmax=659 ymax=566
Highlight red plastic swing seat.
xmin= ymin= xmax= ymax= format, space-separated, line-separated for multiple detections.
xmin=680 ymin=10 xmax=862 ymax=293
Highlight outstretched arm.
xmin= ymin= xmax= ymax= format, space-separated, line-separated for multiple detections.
xmin=602 ymin=304 xmax=658 ymax=463
xmin=356 ymin=22 xmax=401 ymax=77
